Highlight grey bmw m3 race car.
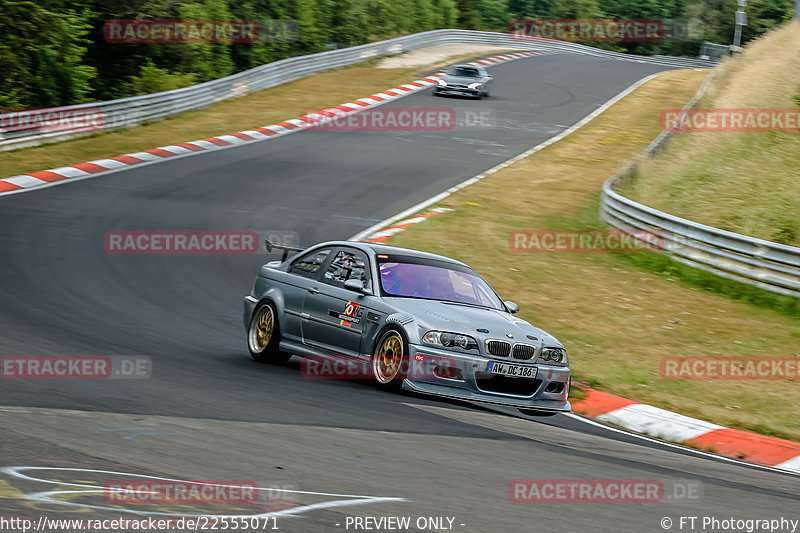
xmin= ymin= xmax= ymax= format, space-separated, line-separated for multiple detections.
xmin=433 ymin=64 xmax=493 ymax=99
xmin=243 ymin=241 xmax=570 ymax=415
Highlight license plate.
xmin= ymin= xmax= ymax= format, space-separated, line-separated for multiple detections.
xmin=487 ymin=361 xmax=537 ymax=378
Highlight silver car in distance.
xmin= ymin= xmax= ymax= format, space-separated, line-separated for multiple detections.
xmin=433 ymin=64 xmax=493 ymax=99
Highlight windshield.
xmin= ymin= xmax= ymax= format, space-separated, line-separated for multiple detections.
xmin=448 ymin=66 xmax=480 ymax=78
xmin=378 ymin=256 xmax=504 ymax=310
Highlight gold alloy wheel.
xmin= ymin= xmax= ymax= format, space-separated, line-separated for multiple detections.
xmin=374 ymin=331 xmax=404 ymax=384
xmin=250 ymin=305 xmax=273 ymax=353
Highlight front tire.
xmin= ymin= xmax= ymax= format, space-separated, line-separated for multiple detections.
xmin=247 ymin=302 xmax=290 ymax=363
xmin=371 ymin=329 xmax=407 ymax=389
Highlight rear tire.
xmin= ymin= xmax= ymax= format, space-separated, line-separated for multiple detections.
xmin=370 ymin=328 xmax=407 ymax=389
xmin=247 ymin=302 xmax=290 ymax=363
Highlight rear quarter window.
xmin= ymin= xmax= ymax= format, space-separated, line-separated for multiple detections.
xmin=290 ymin=248 xmax=331 ymax=278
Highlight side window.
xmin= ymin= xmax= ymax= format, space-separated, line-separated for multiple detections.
xmin=290 ymin=248 xmax=332 ymax=278
xmin=322 ymin=249 xmax=370 ymax=288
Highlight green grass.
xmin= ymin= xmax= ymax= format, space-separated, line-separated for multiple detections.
xmin=620 ymin=252 xmax=800 ymax=319
xmin=573 ymin=197 xmax=800 ymax=319
xmin=625 ymin=21 xmax=800 ymax=246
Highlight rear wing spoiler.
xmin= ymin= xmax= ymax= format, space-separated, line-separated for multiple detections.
xmin=264 ymin=239 xmax=304 ymax=261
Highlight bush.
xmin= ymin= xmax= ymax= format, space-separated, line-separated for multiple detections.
xmin=124 ymin=60 xmax=197 ymax=95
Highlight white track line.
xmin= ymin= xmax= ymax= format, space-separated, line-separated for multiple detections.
xmin=563 ymin=413 xmax=800 ymax=477
xmin=349 ymin=71 xmax=668 ymax=241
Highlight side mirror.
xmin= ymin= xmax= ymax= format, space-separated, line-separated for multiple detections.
xmin=504 ymin=301 xmax=519 ymax=314
xmin=343 ymin=279 xmax=372 ymax=295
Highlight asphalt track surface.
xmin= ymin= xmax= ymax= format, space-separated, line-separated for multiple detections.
xmin=1 ymin=53 xmax=797 ymax=532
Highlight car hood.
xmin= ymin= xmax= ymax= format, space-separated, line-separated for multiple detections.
xmin=440 ymin=74 xmax=482 ymax=85
xmin=382 ymin=297 xmax=563 ymax=348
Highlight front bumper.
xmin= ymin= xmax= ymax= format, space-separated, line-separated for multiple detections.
xmin=402 ymin=344 xmax=571 ymax=412
xmin=434 ymin=86 xmax=480 ymax=97
xmin=243 ymin=295 xmax=258 ymax=329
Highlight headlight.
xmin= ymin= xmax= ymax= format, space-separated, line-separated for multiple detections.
xmin=539 ymin=347 xmax=567 ymax=366
xmin=422 ymin=331 xmax=478 ymax=351
xmin=437 ymin=79 xmax=448 ymax=86
xmin=468 ymin=82 xmax=481 ymax=89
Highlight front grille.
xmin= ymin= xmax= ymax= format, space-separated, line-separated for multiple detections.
xmin=475 ymin=372 xmax=542 ymax=396
xmin=486 ymin=340 xmax=511 ymax=357
xmin=512 ymin=343 xmax=536 ymax=360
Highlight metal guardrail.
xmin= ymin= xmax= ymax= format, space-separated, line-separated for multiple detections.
xmin=600 ymin=69 xmax=800 ymax=298
xmin=0 ymin=29 xmax=716 ymax=151
xmin=699 ymin=41 xmax=732 ymax=61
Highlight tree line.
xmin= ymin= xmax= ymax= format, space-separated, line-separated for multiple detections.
xmin=0 ymin=0 xmax=794 ymax=108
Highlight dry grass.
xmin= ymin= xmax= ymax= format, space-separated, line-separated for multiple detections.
xmin=0 ymin=49 xmax=515 ymax=179
xmin=626 ymin=21 xmax=800 ymax=245
xmin=389 ymin=68 xmax=800 ymax=441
